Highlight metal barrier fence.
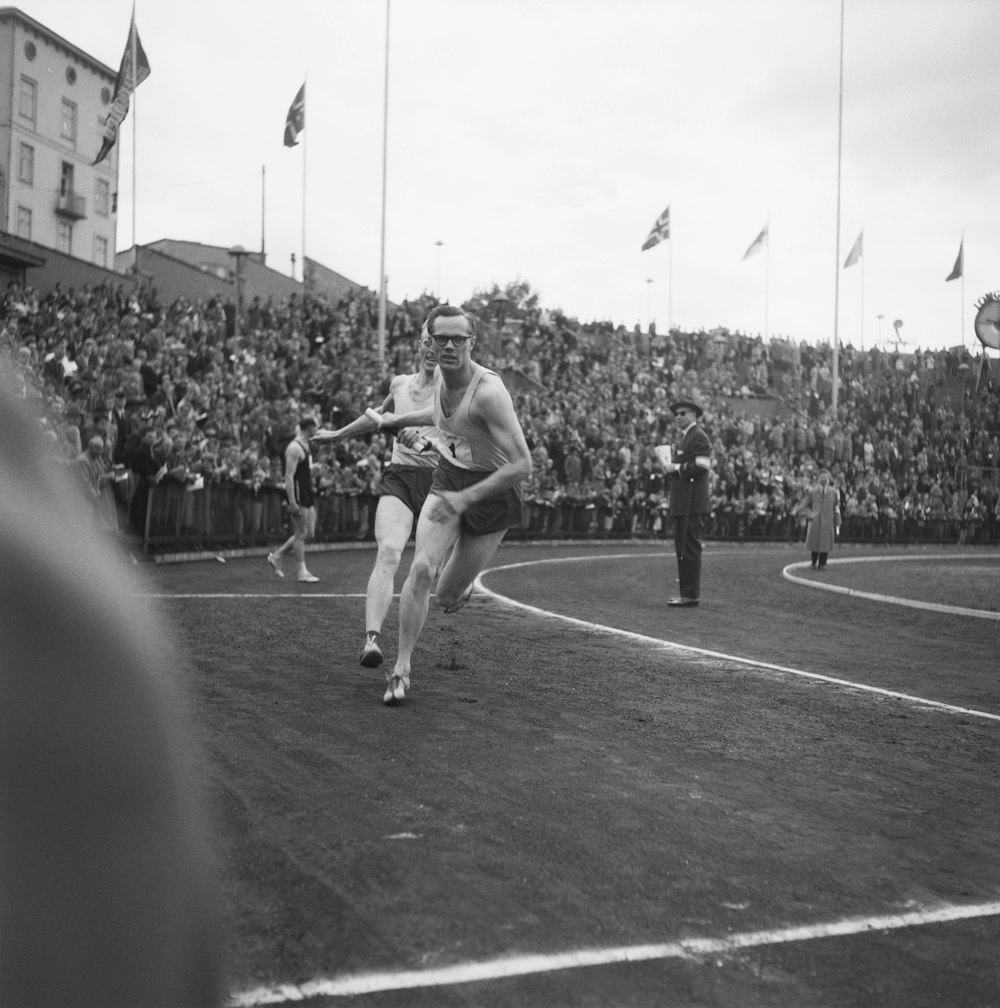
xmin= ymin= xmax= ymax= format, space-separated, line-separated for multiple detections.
xmin=138 ymin=482 xmax=1000 ymax=553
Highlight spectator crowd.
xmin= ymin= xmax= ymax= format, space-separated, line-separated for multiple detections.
xmin=2 ymin=275 xmax=998 ymax=549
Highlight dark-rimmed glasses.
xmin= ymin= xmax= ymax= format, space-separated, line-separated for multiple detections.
xmin=430 ymin=334 xmax=472 ymax=348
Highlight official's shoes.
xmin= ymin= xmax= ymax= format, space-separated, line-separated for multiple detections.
xmin=298 ymin=571 xmax=320 ymax=583
xmin=667 ymin=596 xmax=699 ymax=607
xmin=360 ymin=632 xmax=383 ymax=668
xmin=266 ymin=552 xmax=284 ymax=579
xmin=382 ymin=670 xmax=409 ymax=705
xmin=443 ymin=589 xmax=473 ymax=614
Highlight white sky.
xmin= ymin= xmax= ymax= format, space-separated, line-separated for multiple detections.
xmin=24 ymin=0 xmax=1000 ymax=352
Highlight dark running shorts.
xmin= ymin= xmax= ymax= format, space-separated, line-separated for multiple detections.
xmin=377 ymin=465 xmax=435 ymax=516
xmin=431 ymin=457 xmax=523 ymax=536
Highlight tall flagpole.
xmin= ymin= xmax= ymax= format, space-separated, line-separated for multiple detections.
xmin=960 ymin=229 xmax=966 ymax=349
xmin=860 ymin=233 xmax=865 ymax=351
xmin=832 ymin=0 xmax=845 ymax=412
xmin=301 ymin=74 xmax=307 ymax=290
xmin=131 ymin=1 xmax=138 ymax=276
xmin=668 ymin=212 xmax=673 ymax=332
xmin=260 ymin=164 xmax=266 ymax=265
xmin=377 ymin=0 xmax=391 ymax=366
xmin=764 ymin=214 xmax=771 ymax=340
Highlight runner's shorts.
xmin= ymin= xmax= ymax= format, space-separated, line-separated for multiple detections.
xmin=377 ymin=465 xmax=435 ymax=517
xmin=431 ymin=457 xmax=523 ymax=536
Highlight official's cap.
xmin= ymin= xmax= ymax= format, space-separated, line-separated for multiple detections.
xmin=669 ymin=399 xmax=703 ymax=418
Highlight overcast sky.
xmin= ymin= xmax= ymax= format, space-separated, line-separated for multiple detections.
xmin=24 ymin=0 xmax=1000 ymax=352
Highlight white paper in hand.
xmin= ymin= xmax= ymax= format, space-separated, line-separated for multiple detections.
xmin=654 ymin=445 xmax=672 ymax=467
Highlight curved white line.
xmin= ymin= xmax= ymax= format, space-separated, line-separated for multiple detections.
xmin=472 ymin=556 xmax=1000 ymax=723
xmin=782 ymin=555 xmax=1000 ymax=621
xmin=228 ymin=900 xmax=1000 ymax=1005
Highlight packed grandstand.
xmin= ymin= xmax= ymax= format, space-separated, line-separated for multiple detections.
xmin=2 ymin=277 xmax=998 ymax=551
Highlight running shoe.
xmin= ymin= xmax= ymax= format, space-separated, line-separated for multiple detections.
xmin=266 ymin=552 xmax=284 ymax=579
xmin=298 ymin=571 xmax=319 ymax=583
xmin=382 ymin=671 xmax=409 ymax=705
xmin=360 ymin=632 xmax=383 ymax=668
xmin=443 ymin=589 xmax=473 ymax=614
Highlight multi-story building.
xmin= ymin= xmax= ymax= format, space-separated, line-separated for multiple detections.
xmin=0 ymin=6 xmax=118 ymax=278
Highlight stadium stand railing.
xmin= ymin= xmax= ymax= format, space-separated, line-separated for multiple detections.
xmin=138 ymin=484 xmax=999 ymax=554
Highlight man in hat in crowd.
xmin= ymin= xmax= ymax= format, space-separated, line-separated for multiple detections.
xmin=659 ymin=398 xmax=712 ymax=607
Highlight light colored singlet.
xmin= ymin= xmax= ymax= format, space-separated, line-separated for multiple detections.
xmin=432 ymin=364 xmax=508 ymax=472
xmin=390 ymin=373 xmax=438 ymax=468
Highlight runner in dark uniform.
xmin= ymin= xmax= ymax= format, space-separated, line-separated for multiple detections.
xmin=266 ymin=416 xmax=320 ymax=583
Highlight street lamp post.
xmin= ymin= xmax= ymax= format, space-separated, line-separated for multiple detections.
xmin=958 ymin=361 xmax=970 ymax=415
xmin=435 ymin=240 xmax=444 ymax=301
xmin=227 ymin=244 xmax=250 ymax=340
xmin=489 ymin=292 xmax=510 ymax=351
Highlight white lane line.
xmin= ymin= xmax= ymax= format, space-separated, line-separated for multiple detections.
xmin=228 ymin=900 xmax=1000 ymax=1005
xmin=473 ymin=555 xmax=1000 ymax=723
xmin=144 ymin=593 xmax=369 ymax=599
xmin=783 ymin=556 xmax=1000 ymax=621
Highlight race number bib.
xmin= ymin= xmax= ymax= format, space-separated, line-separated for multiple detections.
xmin=439 ymin=432 xmax=474 ymax=468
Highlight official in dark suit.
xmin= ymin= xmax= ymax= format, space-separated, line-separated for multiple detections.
xmin=660 ymin=399 xmax=711 ymax=606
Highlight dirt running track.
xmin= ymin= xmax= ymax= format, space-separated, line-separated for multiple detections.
xmin=150 ymin=542 xmax=1000 ymax=1007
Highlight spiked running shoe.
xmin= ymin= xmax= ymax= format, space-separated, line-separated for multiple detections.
xmin=360 ymin=632 xmax=383 ymax=668
xmin=266 ymin=552 xmax=284 ymax=578
xmin=443 ymin=588 xmax=473 ymax=614
xmin=382 ymin=670 xmax=409 ymax=705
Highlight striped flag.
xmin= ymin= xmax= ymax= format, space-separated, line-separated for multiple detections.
xmin=945 ymin=238 xmax=964 ymax=281
xmin=843 ymin=230 xmax=863 ymax=268
xmin=641 ymin=206 xmax=670 ymax=252
xmin=92 ymin=9 xmax=151 ymax=166
xmin=284 ymin=83 xmax=305 ymax=147
xmin=742 ymin=224 xmax=768 ymax=260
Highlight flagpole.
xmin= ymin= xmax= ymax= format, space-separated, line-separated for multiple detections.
xmin=377 ymin=0 xmax=391 ymax=367
xmin=831 ymin=0 xmax=845 ymax=412
xmin=764 ymin=214 xmax=770 ymax=341
xmin=860 ymin=238 xmax=865 ymax=351
xmin=130 ymin=1 xmax=138 ymax=277
xmin=301 ymin=74 xmax=307 ymax=290
xmin=960 ymin=229 xmax=965 ymax=349
xmin=260 ymin=164 xmax=266 ymax=265
xmin=668 ymin=217 xmax=673 ymax=333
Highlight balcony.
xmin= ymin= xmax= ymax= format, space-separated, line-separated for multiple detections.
xmin=55 ymin=191 xmax=86 ymax=220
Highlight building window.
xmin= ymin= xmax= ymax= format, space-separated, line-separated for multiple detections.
xmin=18 ymin=143 xmax=34 ymax=185
xmin=57 ymin=221 xmax=72 ymax=255
xmin=24 ymin=40 xmax=36 ymax=60
xmin=95 ymin=178 xmax=111 ymax=216
xmin=61 ymin=99 xmax=78 ymax=144
xmin=60 ymin=161 xmax=75 ymax=197
xmin=94 ymin=235 xmax=108 ymax=268
xmin=66 ymin=66 xmax=77 ymax=85
xmin=16 ymin=206 xmax=32 ymax=241
xmin=19 ymin=77 xmax=37 ymax=124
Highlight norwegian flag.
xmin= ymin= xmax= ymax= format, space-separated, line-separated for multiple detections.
xmin=92 ymin=10 xmax=151 ymax=166
xmin=742 ymin=223 xmax=768 ymax=260
xmin=284 ymin=83 xmax=305 ymax=147
xmin=641 ymin=206 xmax=670 ymax=252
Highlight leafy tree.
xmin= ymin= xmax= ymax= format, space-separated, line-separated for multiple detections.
xmin=463 ymin=279 xmax=541 ymax=319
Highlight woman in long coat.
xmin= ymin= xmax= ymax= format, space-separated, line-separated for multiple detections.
xmin=799 ymin=468 xmax=841 ymax=569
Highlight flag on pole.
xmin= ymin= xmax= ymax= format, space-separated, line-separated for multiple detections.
xmin=742 ymin=224 xmax=768 ymax=260
xmin=945 ymin=238 xmax=964 ymax=281
xmin=843 ymin=230 xmax=863 ymax=268
xmin=284 ymin=84 xmax=305 ymax=147
xmin=641 ymin=206 xmax=670 ymax=252
xmin=92 ymin=10 xmax=151 ymax=166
